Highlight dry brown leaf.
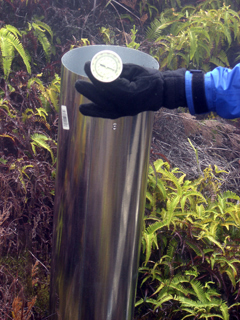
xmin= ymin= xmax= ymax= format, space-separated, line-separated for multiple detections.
xmin=140 ymin=13 xmax=148 ymax=25
xmin=12 ymin=296 xmax=23 ymax=320
xmin=120 ymin=0 xmax=137 ymax=10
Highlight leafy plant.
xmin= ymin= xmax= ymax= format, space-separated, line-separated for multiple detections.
xmin=24 ymin=19 xmax=55 ymax=62
xmin=139 ymin=0 xmax=159 ymax=20
xmin=146 ymin=5 xmax=240 ymax=70
xmin=135 ymin=159 xmax=240 ymax=319
xmin=126 ymin=25 xmax=140 ymax=49
xmin=0 ymin=19 xmax=55 ymax=79
xmin=0 ymin=25 xmax=31 ymax=78
xmin=27 ymin=73 xmax=61 ymax=111
xmin=99 ymin=26 xmax=115 ymax=44
xmin=31 ymin=133 xmax=56 ymax=164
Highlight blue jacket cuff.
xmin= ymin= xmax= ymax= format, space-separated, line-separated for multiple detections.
xmin=185 ymin=71 xmax=195 ymax=115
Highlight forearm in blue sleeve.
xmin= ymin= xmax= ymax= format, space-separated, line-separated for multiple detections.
xmin=185 ymin=64 xmax=240 ymax=119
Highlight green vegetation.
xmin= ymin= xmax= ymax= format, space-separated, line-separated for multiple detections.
xmin=0 ymin=25 xmax=31 ymax=78
xmin=135 ymin=160 xmax=240 ymax=319
xmin=147 ymin=4 xmax=240 ymax=70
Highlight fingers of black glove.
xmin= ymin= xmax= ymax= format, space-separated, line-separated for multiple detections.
xmin=75 ymin=80 xmax=112 ymax=108
xmin=84 ymin=61 xmax=102 ymax=86
xmin=75 ymin=80 xmax=124 ymax=116
xmin=120 ymin=63 xmax=153 ymax=80
xmin=79 ymin=103 xmax=120 ymax=119
xmin=75 ymin=79 xmax=95 ymax=97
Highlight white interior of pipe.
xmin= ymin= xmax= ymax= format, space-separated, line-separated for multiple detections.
xmin=61 ymin=45 xmax=159 ymax=77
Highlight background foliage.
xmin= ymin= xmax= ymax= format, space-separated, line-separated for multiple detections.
xmin=135 ymin=160 xmax=240 ymax=319
xmin=1 ymin=0 xmax=240 ymax=319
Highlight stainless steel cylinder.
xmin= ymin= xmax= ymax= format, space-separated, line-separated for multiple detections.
xmin=50 ymin=45 xmax=159 ymax=320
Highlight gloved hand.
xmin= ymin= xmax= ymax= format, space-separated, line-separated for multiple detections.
xmin=75 ymin=62 xmax=187 ymax=119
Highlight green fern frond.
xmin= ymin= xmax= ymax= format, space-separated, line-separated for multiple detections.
xmin=36 ymin=107 xmax=48 ymax=120
xmin=27 ymin=74 xmax=60 ymax=110
xmin=166 ymin=196 xmax=180 ymax=227
xmin=221 ymin=190 xmax=240 ymax=202
xmin=146 ymin=221 xmax=167 ymax=234
xmin=181 ymin=191 xmax=206 ymax=211
xmin=0 ymin=26 xmax=31 ymax=78
xmin=153 ymin=292 xmax=174 ymax=309
xmin=146 ymin=20 xmax=174 ymax=40
xmin=189 ymin=30 xmax=197 ymax=60
xmin=31 ymin=133 xmax=56 ymax=164
xmin=32 ymin=20 xmax=53 ymax=41
xmin=5 ymin=24 xmax=22 ymax=38
xmin=220 ymin=302 xmax=229 ymax=320
xmin=45 ymin=73 xmax=61 ymax=111
xmin=0 ymin=98 xmax=16 ymax=118
xmin=166 ymin=238 xmax=178 ymax=261
xmin=28 ymin=20 xmax=54 ymax=62
xmin=142 ymin=232 xmax=159 ymax=264
xmin=185 ymin=240 xmax=203 ymax=257
xmin=224 ymin=268 xmax=236 ymax=288
xmin=209 ymin=56 xmax=225 ymax=67
xmin=33 ymin=28 xmax=51 ymax=61
xmin=168 ymin=280 xmax=192 ymax=296
xmin=198 ymin=42 xmax=211 ymax=58
xmin=190 ymin=279 xmax=208 ymax=303
xmin=177 ymin=296 xmax=222 ymax=309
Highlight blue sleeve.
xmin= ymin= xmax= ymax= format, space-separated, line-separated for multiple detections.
xmin=185 ymin=64 xmax=240 ymax=119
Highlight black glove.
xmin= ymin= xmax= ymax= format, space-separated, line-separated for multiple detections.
xmin=75 ymin=62 xmax=187 ymax=119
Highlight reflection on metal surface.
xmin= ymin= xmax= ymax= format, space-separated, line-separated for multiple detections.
xmin=50 ymin=46 xmax=159 ymax=320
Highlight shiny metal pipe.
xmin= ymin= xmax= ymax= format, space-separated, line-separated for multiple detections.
xmin=50 ymin=45 xmax=159 ymax=320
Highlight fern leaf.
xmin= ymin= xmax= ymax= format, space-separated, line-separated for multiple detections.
xmin=36 ymin=107 xmax=48 ymax=120
xmin=181 ymin=192 xmax=206 ymax=212
xmin=222 ymin=25 xmax=232 ymax=46
xmin=146 ymin=18 xmax=173 ymax=40
xmin=153 ymin=158 xmax=166 ymax=172
xmin=224 ymin=268 xmax=236 ymax=289
xmin=33 ymin=19 xmax=53 ymax=40
xmin=177 ymin=296 xmax=222 ymax=309
xmin=181 ymin=309 xmax=195 ymax=320
xmin=142 ymin=232 xmax=158 ymax=264
xmin=220 ymin=302 xmax=229 ymax=320
xmin=33 ymin=28 xmax=51 ymax=61
xmin=0 ymin=98 xmax=16 ymax=118
xmin=46 ymin=74 xmax=61 ymax=110
xmin=0 ymin=27 xmax=31 ymax=78
xmin=166 ymin=238 xmax=178 ymax=261
xmin=185 ymin=240 xmax=203 ymax=257
xmin=0 ymin=29 xmax=15 ymax=77
xmin=166 ymin=195 xmax=180 ymax=227
xmin=135 ymin=298 xmax=144 ymax=307
xmin=189 ymin=30 xmax=197 ymax=60
xmin=209 ymin=56 xmax=225 ymax=67
xmin=31 ymin=133 xmax=55 ymax=163
xmin=169 ymin=282 xmax=191 ymax=296
xmin=221 ymin=190 xmax=240 ymax=202
xmin=204 ymin=235 xmax=225 ymax=254
xmin=153 ymin=293 xmax=173 ymax=309
xmin=146 ymin=220 xmax=167 ymax=234
xmin=190 ymin=279 xmax=208 ymax=303
xmin=156 ymin=179 xmax=167 ymax=200
xmin=5 ymin=24 xmax=21 ymax=37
